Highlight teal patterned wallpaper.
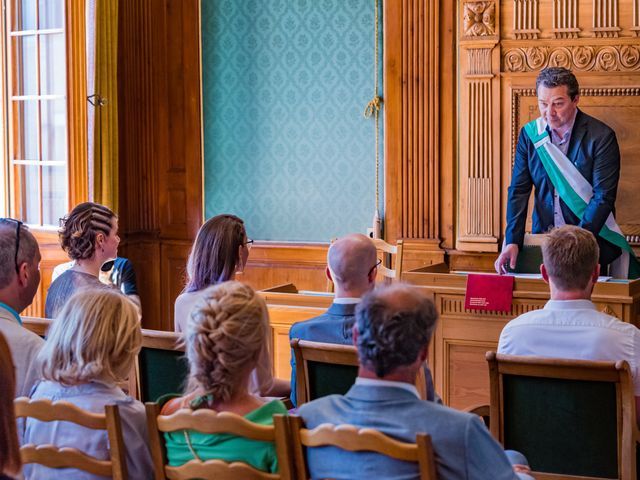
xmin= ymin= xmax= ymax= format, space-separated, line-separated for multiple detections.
xmin=201 ymin=0 xmax=383 ymax=241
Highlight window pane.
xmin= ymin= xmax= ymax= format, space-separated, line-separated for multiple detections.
xmin=13 ymin=164 xmax=39 ymax=224
xmin=12 ymin=100 xmax=38 ymax=161
xmin=42 ymin=166 xmax=67 ymax=225
xmin=41 ymin=99 xmax=67 ymax=161
xmin=39 ymin=33 xmax=65 ymax=95
xmin=11 ymin=35 xmax=37 ymax=96
xmin=38 ymin=0 xmax=64 ymax=30
xmin=12 ymin=0 xmax=36 ymax=31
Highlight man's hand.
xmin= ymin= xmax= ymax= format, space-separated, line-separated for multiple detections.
xmin=494 ymin=244 xmax=519 ymax=274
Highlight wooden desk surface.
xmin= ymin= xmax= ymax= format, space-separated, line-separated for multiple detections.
xmin=403 ymin=265 xmax=640 ymax=410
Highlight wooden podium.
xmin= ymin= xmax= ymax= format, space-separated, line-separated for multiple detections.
xmin=403 ymin=265 xmax=640 ymax=410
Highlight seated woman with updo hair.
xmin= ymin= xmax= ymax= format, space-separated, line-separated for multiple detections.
xmin=175 ymin=214 xmax=289 ymax=397
xmin=162 ymin=281 xmax=288 ymax=473
xmin=25 ymin=288 xmax=153 ymax=479
xmin=45 ymin=202 xmax=119 ymax=318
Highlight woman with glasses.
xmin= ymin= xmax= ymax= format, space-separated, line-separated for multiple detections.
xmin=45 ymin=202 xmax=120 ymax=319
xmin=174 ymin=214 xmax=289 ymax=397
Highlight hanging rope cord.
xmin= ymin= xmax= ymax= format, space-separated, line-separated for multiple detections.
xmin=363 ymin=0 xmax=382 ymax=215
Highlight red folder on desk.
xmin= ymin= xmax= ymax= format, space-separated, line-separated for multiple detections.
xmin=464 ymin=274 xmax=514 ymax=312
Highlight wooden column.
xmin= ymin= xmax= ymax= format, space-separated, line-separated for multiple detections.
xmin=118 ymin=0 xmax=202 ymax=330
xmin=384 ymin=0 xmax=446 ymax=269
xmin=456 ymin=0 xmax=501 ymax=252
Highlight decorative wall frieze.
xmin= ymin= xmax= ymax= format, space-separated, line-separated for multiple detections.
xmin=503 ymin=45 xmax=640 ymax=72
xmin=592 ymin=0 xmax=621 ymax=37
xmin=513 ymin=0 xmax=541 ymax=39
xmin=551 ymin=0 xmax=581 ymax=38
xmin=467 ymin=48 xmax=493 ymax=75
xmin=463 ymin=1 xmax=496 ymax=36
xmin=633 ymin=0 xmax=640 ymax=36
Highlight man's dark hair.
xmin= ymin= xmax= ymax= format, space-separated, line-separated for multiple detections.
xmin=355 ymin=284 xmax=438 ymax=377
xmin=536 ymin=67 xmax=580 ymax=100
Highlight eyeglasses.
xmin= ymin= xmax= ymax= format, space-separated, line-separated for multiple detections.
xmin=244 ymin=239 xmax=254 ymax=250
xmin=368 ymin=258 xmax=382 ymax=277
xmin=1 ymin=218 xmax=23 ymax=275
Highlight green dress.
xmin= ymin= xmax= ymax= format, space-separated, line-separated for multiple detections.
xmin=163 ymin=397 xmax=288 ymax=473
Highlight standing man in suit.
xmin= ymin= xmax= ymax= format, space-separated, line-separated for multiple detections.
xmin=289 ymin=233 xmax=378 ymax=406
xmin=297 ymin=284 xmax=534 ymax=480
xmin=495 ymin=67 xmax=636 ymax=277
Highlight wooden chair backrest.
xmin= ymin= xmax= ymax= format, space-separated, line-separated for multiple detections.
xmin=145 ymin=402 xmax=293 ymax=480
xmin=21 ymin=316 xmax=52 ymax=338
xmin=371 ymin=238 xmax=404 ymax=281
xmin=288 ymin=415 xmax=437 ymax=480
xmin=135 ymin=329 xmax=188 ymax=403
xmin=14 ymin=398 xmax=127 ymax=479
xmin=487 ymin=352 xmax=639 ymax=480
xmin=291 ymin=339 xmax=427 ymax=406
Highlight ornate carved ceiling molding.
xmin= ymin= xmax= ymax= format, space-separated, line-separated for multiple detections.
xmin=503 ymin=44 xmax=640 ymax=72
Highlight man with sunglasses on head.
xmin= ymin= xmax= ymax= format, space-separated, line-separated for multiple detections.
xmin=288 ymin=233 xmax=379 ymax=406
xmin=0 ymin=218 xmax=43 ymax=397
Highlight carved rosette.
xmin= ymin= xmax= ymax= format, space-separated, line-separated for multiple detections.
xmin=503 ymin=45 xmax=640 ymax=72
xmin=463 ymin=1 xmax=496 ymax=36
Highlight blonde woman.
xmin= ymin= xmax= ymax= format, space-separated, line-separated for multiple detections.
xmin=162 ymin=281 xmax=287 ymax=473
xmin=24 ymin=289 xmax=153 ymax=480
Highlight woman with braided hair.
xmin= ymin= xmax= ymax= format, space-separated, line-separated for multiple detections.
xmin=161 ymin=281 xmax=288 ymax=472
xmin=174 ymin=214 xmax=290 ymax=397
xmin=45 ymin=202 xmax=120 ymax=318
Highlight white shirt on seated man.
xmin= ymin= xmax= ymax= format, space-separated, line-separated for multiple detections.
xmin=498 ymin=224 xmax=640 ymax=421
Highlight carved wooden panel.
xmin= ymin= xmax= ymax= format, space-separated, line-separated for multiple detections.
xmin=457 ymin=0 xmax=501 ymax=252
xmin=444 ymin=341 xmax=494 ymax=409
xmin=384 ymin=0 xmax=441 ymax=243
xmin=513 ymin=0 xmax=541 ymax=39
xmin=552 ymin=0 xmax=581 ymax=37
xmin=593 ymin=0 xmax=621 ymax=37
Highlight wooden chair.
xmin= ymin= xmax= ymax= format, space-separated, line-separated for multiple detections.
xmin=291 ymin=338 xmax=427 ymax=405
xmin=135 ymin=329 xmax=188 ymax=402
xmin=145 ymin=402 xmax=293 ymax=480
xmin=487 ymin=352 xmax=640 ymax=480
xmin=372 ymin=238 xmax=404 ymax=282
xmin=288 ymin=415 xmax=437 ymax=480
xmin=14 ymin=397 xmax=127 ymax=479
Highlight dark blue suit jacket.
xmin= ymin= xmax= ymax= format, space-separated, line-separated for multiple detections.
xmin=506 ymin=109 xmax=621 ymax=267
xmin=289 ymin=302 xmax=357 ymax=406
xmin=288 ymin=302 xmax=437 ymax=407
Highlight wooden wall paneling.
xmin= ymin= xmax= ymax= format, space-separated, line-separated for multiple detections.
xmin=160 ymin=241 xmax=191 ymax=331
xmin=118 ymin=0 xmax=202 ymax=331
xmin=23 ymin=232 xmax=69 ymax=318
xmin=384 ymin=0 xmax=445 ymax=266
xmin=240 ymin=243 xmax=330 ymax=292
xmin=439 ymin=0 xmax=458 ymax=251
xmin=456 ymin=0 xmax=501 ymax=253
xmin=634 ymin=0 xmax=640 ymax=34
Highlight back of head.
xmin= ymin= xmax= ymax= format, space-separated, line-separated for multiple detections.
xmin=39 ymin=288 xmax=141 ymax=385
xmin=186 ymin=281 xmax=267 ymax=402
xmin=328 ymin=234 xmax=377 ymax=294
xmin=542 ymin=225 xmax=598 ymax=291
xmin=186 ymin=214 xmax=246 ymax=292
xmin=59 ymin=202 xmax=116 ymax=260
xmin=355 ymin=284 xmax=438 ymax=377
xmin=0 ymin=219 xmax=39 ymax=289
xmin=0 ymin=332 xmax=20 ymax=475
xmin=536 ymin=66 xmax=579 ymax=100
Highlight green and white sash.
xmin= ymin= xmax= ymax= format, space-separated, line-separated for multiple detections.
xmin=524 ymin=117 xmax=640 ymax=279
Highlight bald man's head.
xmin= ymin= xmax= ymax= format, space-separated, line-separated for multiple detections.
xmin=327 ymin=234 xmax=377 ymax=297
